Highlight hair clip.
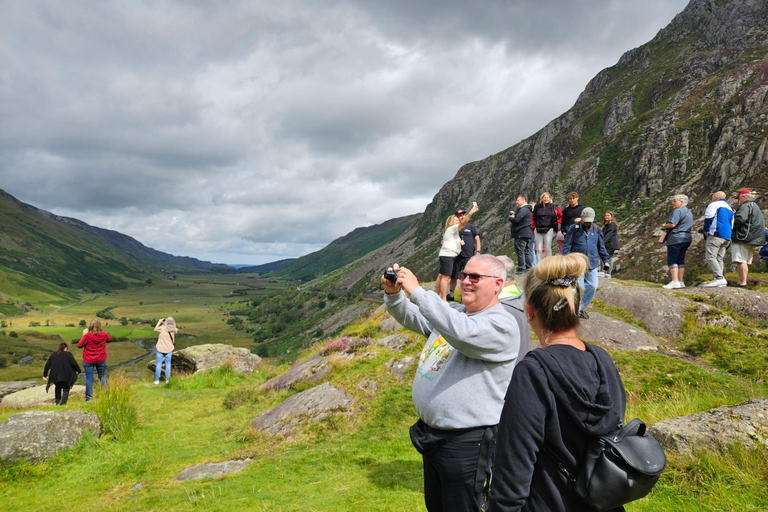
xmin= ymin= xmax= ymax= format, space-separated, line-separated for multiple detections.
xmin=546 ymin=276 xmax=578 ymax=287
xmin=553 ymin=298 xmax=568 ymax=311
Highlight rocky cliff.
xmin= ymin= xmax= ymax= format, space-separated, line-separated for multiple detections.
xmin=321 ymin=0 xmax=768 ymax=291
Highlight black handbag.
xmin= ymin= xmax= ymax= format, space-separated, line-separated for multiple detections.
xmin=547 ymin=418 xmax=667 ymax=511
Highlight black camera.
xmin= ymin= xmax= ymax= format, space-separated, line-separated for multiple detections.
xmin=383 ymin=269 xmax=399 ymax=283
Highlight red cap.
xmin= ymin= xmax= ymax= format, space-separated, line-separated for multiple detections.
xmin=735 ymin=188 xmax=751 ymax=198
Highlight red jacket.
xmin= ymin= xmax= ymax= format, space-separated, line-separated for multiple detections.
xmin=77 ymin=331 xmax=112 ymax=364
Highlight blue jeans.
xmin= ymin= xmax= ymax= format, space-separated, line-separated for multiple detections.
xmin=155 ymin=351 xmax=173 ymax=382
xmin=579 ymin=267 xmax=599 ymax=312
xmin=83 ymin=361 xmax=107 ymax=401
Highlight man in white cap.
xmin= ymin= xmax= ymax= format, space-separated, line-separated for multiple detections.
xmin=731 ymin=189 xmax=766 ymax=287
xmin=561 ymin=207 xmax=611 ymax=319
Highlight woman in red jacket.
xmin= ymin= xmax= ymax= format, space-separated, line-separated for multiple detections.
xmin=77 ymin=318 xmax=113 ymax=401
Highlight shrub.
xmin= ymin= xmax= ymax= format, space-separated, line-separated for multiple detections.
xmin=9 ymin=331 xmax=18 ymax=338
xmin=0 ymin=357 xmax=7 ymax=368
xmin=96 ymin=308 xmax=116 ymax=320
xmin=79 ymin=320 xmax=87 ymax=327
xmin=92 ymin=371 xmax=138 ymax=441
xmin=319 ymin=336 xmax=372 ymax=356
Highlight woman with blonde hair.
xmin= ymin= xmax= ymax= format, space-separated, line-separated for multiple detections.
xmin=488 ymin=254 xmax=627 ymax=512
xmin=533 ymin=192 xmax=560 ymax=261
xmin=153 ymin=317 xmax=178 ymax=384
xmin=436 ymin=203 xmax=478 ymax=300
xmin=77 ymin=318 xmax=113 ymax=401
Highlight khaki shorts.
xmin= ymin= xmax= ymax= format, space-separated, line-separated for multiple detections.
xmin=731 ymin=242 xmax=754 ymax=264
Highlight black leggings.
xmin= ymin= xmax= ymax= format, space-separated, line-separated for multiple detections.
xmin=54 ymin=383 xmax=71 ymax=405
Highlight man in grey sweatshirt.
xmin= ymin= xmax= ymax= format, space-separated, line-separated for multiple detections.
xmin=382 ymin=254 xmax=520 ymax=512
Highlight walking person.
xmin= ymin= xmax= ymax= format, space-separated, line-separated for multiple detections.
xmin=154 ymin=317 xmax=178 ymax=384
xmin=77 ymin=319 xmax=112 ymax=401
xmin=702 ymin=191 xmax=734 ymax=287
xmin=43 ymin=342 xmax=81 ymax=405
xmin=601 ymin=211 xmax=620 ymax=277
xmin=533 ymin=193 xmax=560 ymax=261
xmin=509 ymin=195 xmax=533 ymax=274
xmin=731 ymin=189 xmax=766 ymax=287
xmin=487 ymin=253 xmax=627 ymax=512
xmin=661 ymin=194 xmax=694 ymax=289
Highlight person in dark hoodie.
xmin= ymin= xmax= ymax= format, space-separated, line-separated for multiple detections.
xmin=509 ymin=194 xmax=533 ymax=274
xmin=43 ymin=342 xmax=82 ymax=405
xmin=77 ymin=318 xmax=113 ymax=401
xmin=487 ymin=253 xmax=627 ymax=512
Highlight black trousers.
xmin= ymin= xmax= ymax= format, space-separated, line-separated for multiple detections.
xmin=54 ymin=383 xmax=71 ymax=405
xmin=514 ymin=238 xmax=532 ymax=271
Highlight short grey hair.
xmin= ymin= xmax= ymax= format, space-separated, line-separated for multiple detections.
xmin=741 ymin=192 xmax=755 ymax=201
xmin=469 ymin=254 xmax=507 ymax=284
xmin=495 ymin=255 xmax=516 ymax=276
xmin=672 ymin=194 xmax=688 ymax=205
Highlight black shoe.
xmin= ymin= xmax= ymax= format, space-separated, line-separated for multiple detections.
xmin=578 ymin=310 xmax=589 ymax=319
xmin=446 ymin=294 xmax=455 ymax=301
xmin=515 ymin=269 xmax=525 ymax=275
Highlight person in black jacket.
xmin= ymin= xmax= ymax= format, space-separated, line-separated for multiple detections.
xmin=509 ymin=195 xmax=533 ymax=273
xmin=532 ymin=192 xmax=560 ymax=260
xmin=43 ymin=342 xmax=82 ymax=405
xmin=558 ymin=192 xmax=585 ymax=253
xmin=487 ymin=253 xmax=627 ymax=512
xmin=601 ymin=211 xmax=620 ymax=277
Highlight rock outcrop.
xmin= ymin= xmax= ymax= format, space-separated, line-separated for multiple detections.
xmin=0 ymin=381 xmax=37 ymax=402
xmin=576 ymin=312 xmax=659 ymax=351
xmin=650 ymin=399 xmax=768 ymax=453
xmin=147 ymin=344 xmax=261 ymax=375
xmin=261 ymin=352 xmax=353 ymax=391
xmin=1 ymin=385 xmax=86 ymax=408
xmin=374 ymin=333 xmax=410 ymax=352
xmin=177 ymin=460 xmax=251 ymax=481
xmin=385 ymin=355 xmax=417 ymax=382
xmin=251 ymin=383 xmax=354 ymax=437
xmin=0 ymin=411 xmax=100 ymax=463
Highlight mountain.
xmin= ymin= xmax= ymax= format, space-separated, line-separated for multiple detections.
xmin=0 ymin=188 xmax=229 ymax=294
xmin=315 ymin=0 xmax=768 ymax=291
xmin=237 ymin=259 xmax=296 ymax=274
xmin=257 ymin=214 xmax=418 ymax=283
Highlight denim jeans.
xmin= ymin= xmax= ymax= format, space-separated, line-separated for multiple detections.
xmin=83 ymin=361 xmax=107 ymax=401
xmin=155 ymin=351 xmax=173 ymax=382
xmin=579 ymin=267 xmax=599 ymax=312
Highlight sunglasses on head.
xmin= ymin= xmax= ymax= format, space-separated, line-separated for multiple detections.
xmin=459 ymin=272 xmax=498 ymax=283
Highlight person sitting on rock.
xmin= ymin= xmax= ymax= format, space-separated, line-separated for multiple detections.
xmin=43 ymin=342 xmax=81 ymax=406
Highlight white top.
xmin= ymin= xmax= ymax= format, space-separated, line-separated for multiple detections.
xmin=439 ymin=224 xmax=461 ymax=257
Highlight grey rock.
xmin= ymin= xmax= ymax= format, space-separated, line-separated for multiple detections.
xmin=132 ymin=483 xmax=143 ymax=491
xmin=379 ymin=315 xmax=403 ymax=333
xmin=147 ymin=343 xmax=261 ymax=375
xmin=649 ymin=399 xmax=768 ymax=453
xmin=176 ymin=459 xmax=251 ymax=481
xmin=374 ymin=333 xmax=409 ymax=352
xmin=0 ymin=381 xmax=37 ymax=401
xmin=678 ymin=287 xmax=768 ymax=323
xmin=691 ymin=302 xmax=738 ymax=330
xmin=0 ymin=410 xmax=100 ymax=463
xmin=17 ymin=356 xmax=34 ymax=365
xmin=261 ymin=352 xmax=353 ymax=391
xmin=576 ymin=312 xmax=659 ymax=351
xmin=1 ymin=385 xmax=86 ymax=409
xmin=595 ymin=279 xmax=689 ymax=338
xmin=385 ymin=355 xmax=417 ymax=382
xmin=251 ymin=383 xmax=354 ymax=437
xmin=357 ymin=379 xmax=377 ymax=393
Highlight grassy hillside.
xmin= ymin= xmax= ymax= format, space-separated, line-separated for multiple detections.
xmin=1 ymin=274 xmax=768 ymax=511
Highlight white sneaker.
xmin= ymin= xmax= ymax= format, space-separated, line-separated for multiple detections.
xmin=677 ymin=282 xmax=685 ymax=288
xmin=153 ymin=380 xmax=159 ymax=385
xmin=662 ymin=282 xmax=677 ymax=289
xmin=702 ymin=278 xmax=727 ymax=288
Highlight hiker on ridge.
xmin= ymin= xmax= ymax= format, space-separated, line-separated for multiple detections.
xmin=661 ymin=194 xmax=693 ymax=289
xmin=731 ymin=189 xmax=766 ymax=287
xmin=77 ymin=318 xmax=112 ymax=401
xmin=701 ymin=191 xmax=733 ymax=287
xmin=382 ymin=254 xmax=520 ymax=512
xmin=448 ymin=207 xmax=482 ymax=301
xmin=154 ymin=316 xmax=178 ymax=385
xmin=509 ymin=195 xmax=533 ymax=274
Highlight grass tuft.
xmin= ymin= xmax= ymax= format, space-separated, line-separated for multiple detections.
xmin=90 ymin=371 xmax=139 ymax=441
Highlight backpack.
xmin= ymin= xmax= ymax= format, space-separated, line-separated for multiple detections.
xmin=499 ymin=291 xmax=530 ymax=364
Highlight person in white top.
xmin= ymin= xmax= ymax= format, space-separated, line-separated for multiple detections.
xmin=154 ymin=317 xmax=178 ymax=384
xmin=436 ymin=203 xmax=479 ymax=300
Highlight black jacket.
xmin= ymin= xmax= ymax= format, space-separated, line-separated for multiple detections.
xmin=44 ymin=351 xmax=81 ymax=391
xmin=602 ymin=221 xmax=620 ymax=252
xmin=560 ymin=204 xmax=585 ymax=234
xmin=533 ymin=203 xmax=560 ymax=232
xmin=488 ymin=343 xmax=626 ymax=512
xmin=509 ymin=205 xmax=533 ymax=239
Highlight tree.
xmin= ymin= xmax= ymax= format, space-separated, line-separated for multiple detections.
xmin=119 ymin=317 xmax=128 ymax=326
xmin=79 ymin=320 xmax=87 ymax=327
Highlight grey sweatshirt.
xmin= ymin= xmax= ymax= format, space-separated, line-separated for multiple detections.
xmin=384 ymin=287 xmax=520 ymax=430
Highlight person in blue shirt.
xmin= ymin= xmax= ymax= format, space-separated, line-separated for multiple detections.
xmin=561 ymin=207 xmax=610 ymax=319
xmin=701 ymin=191 xmax=734 ymax=287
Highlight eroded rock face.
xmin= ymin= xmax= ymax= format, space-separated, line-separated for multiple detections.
xmin=147 ymin=344 xmax=261 ymax=375
xmin=0 ymin=410 xmax=100 ymax=463
xmin=0 ymin=381 xmax=37 ymax=401
xmin=261 ymin=352 xmax=353 ymax=391
xmin=385 ymin=355 xmax=417 ymax=382
xmin=1 ymin=385 xmax=86 ymax=409
xmin=374 ymin=333 xmax=410 ymax=352
xmin=251 ymin=383 xmax=354 ymax=437
xmin=678 ymin=287 xmax=768 ymax=323
xmin=176 ymin=460 xmax=251 ymax=481
xmin=649 ymin=399 xmax=768 ymax=453
xmin=576 ymin=312 xmax=659 ymax=351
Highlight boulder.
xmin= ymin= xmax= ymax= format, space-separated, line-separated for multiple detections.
xmin=385 ymin=355 xmax=417 ymax=382
xmin=379 ymin=314 xmax=403 ymax=333
xmin=649 ymin=399 xmax=768 ymax=453
xmin=251 ymin=383 xmax=354 ymax=437
xmin=576 ymin=312 xmax=659 ymax=351
xmin=374 ymin=333 xmax=410 ymax=352
xmin=678 ymin=287 xmax=768 ymax=322
xmin=261 ymin=352 xmax=353 ymax=391
xmin=1 ymin=385 xmax=86 ymax=408
xmin=595 ymin=279 xmax=689 ymax=338
xmin=147 ymin=344 xmax=261 ymax=375
xmin=357 ymin=379 xmax=377 ymax=393
xmin=177 ymin=459 xmax=251 ymax=481
xmin=0 ymin=381 xmax=37 ymax=401
xmin=0 ymin=410 xmax=100 ymax=463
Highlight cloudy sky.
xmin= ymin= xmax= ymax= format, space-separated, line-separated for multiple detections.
xmin=0 ymin=0 xmax=688 ymax=266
